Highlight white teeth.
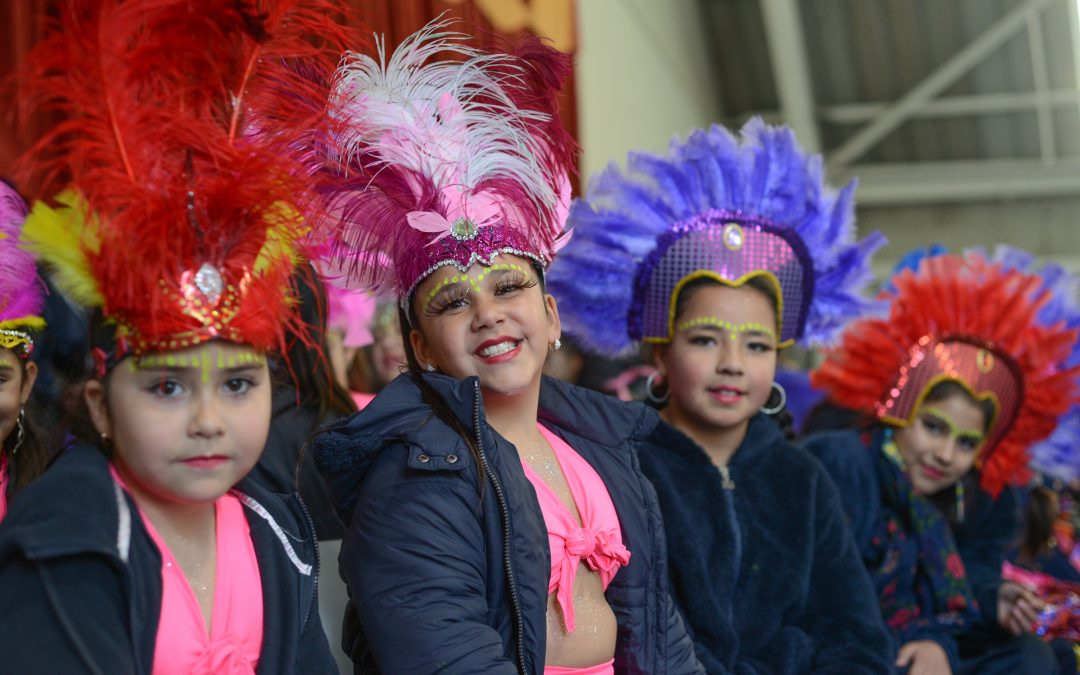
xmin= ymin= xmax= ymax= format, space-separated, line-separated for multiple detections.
xmin=479 ymin=341 xmax=518 ymax=357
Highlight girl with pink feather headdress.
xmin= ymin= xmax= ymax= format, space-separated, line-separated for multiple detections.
xmin=312 ymin=20 xmax=704 ymax=674
xmin=0 ymin=182 xmax=48 ymax=521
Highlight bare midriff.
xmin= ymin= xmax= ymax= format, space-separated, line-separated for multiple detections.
xmin=543 ymin=561 xmax=617 ymax=667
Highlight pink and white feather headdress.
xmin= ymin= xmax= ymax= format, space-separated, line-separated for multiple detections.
xmin=319 ymin=19 xmax=576 ymax=301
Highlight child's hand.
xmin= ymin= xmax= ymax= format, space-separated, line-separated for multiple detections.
xmin=895 ymin=640 xmax=952 ymax=675
xmin=997 ymin=580 xmax=1044 ymax=635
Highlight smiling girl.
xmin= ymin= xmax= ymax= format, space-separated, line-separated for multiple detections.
xmin=0 ymin=183 xmax=48 ymax=520
xmin=312 ymin=23 xmax=703 ymax=674
xmin=0 ymin=1 xmax=349 ymax=671
xmin=549 ymin=119 xmax=893 ymax=673
xmin=805 ymin=252 xmax=1078 ymax=675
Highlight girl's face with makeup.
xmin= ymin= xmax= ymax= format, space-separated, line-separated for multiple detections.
xmin=0 ymin=347 xmax=37 ymax=450
xmin=894 ymin=390 xmax=988 ymax=494
xmin=410 ymin=253 xmax=560 ymax=398
xmin=655 ymin=282 xmax=778 ymax=435
xmin=85 ymin=342 xmax=271 ymax=505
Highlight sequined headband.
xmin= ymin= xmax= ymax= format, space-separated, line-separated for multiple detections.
xmin=629 ymin=210 xmax=813 ymax=347
xmin=0 ymin=328 xmax=35 ymax=359
xmin=878 ymin=335 xmax=1023 ymax=459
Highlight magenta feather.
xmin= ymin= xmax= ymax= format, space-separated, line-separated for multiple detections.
xmin=0 ymin=183 xmax=45 ymax=325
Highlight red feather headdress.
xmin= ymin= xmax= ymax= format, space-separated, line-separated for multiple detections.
xmin=17 ymin=0 xmax=356 ymax=359
xmin=812 ymin=254 xmax=1079 ymax=496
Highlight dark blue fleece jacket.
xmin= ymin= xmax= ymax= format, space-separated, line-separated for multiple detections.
xmin=0 ymin=444 xmax=334 ymax=674
xmin=639 ymin=414 xmax=892 ymax=674
xmin=313 ymin=373 xmax=705 ymax=675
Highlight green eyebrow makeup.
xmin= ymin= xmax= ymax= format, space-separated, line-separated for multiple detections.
xmin=130 ymin=351 xmax=266 ymax=383
xmin=676 ymin=317 xmax=777 ymax=341
xmin=422 ymin=263 xmax=532 ymax=314
xmin=921 ymin=406 xmax=986 ymax=448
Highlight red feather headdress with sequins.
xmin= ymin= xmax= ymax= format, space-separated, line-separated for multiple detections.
xmin=16 ymin=0 xmax=356 ymax=361
xmin=812 ymin=254 xmax=1079 ymax=496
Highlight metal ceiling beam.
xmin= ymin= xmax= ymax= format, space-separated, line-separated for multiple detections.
xmin=760 ymin=0 xmax=821 ymax=152
xmin=819 ymin=89 xmax=1080 ymax=123
xmin=1027 ymin=7 xmax=1056 ymax=164
xmin=839 ymin=159 xmax=1080 ymax=205
xmin=826 ymin=0 xmax=1057 ymax=170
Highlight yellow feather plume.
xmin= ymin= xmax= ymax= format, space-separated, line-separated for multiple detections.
xmin=21 ymin=191 xmax=105 ymax=307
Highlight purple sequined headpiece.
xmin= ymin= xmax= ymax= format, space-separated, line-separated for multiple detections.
xmin=548 ymin=118 xmax=886 ymax=356
xmin=630 ymin=211 xmax=813 ymax=345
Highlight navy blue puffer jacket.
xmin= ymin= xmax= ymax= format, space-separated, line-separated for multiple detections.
xmin=314 ymin=372 xmax=704 ymax=674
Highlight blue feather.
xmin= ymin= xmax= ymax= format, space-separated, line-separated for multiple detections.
xmin=549 ymin=117 xmax=885 ymax=355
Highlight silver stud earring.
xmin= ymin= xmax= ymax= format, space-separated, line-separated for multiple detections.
xmin=551 ymin=338 xmax=562 ymax=351
xmin=426 ymin=364 xmax=436 ymax=372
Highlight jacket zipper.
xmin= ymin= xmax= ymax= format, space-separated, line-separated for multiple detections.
xmin=718 ymin=465 xmax=736 ymax=490
xmin=471 ymin=380 xmax=528 ymax=675
xmin=296 ymin=493 xmax=321 ymax=626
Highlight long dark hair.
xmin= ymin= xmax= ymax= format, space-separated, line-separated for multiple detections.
xmin=1017 ymin=486 xmax=1058 ymax=565
xmin=662 ymin=274 xmax=795 ymax=439
xmin=283 ymin=266 xmax=356 ymax=419
xmin=4 ymin=358 xmax=54 ymax=499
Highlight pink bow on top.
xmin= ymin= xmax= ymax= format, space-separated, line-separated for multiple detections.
xmin=524 ymin=425 xmax=631 ymax=634
xmin=406 ymin=186 xmax=509 ymax=244
xmin=556 ymin=526 xmax=631 ymax=632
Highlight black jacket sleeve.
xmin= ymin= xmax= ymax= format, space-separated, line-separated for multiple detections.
xmin=340 ymin=476 xmax=518 ymax=674
xmin=0 ymin=553 xmax=136 ymax=674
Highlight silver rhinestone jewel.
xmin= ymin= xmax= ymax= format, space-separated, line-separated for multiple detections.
xmin=194 ymin=263 xmax=224 ymax=305
xmin=723 ymin=222 xmax=744 ymax=250
xmin=450 ymin=218 xmax=479 ymax=241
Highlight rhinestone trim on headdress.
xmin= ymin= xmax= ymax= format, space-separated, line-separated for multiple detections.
xmin=0 ymin=329 xmax=34 ymax=358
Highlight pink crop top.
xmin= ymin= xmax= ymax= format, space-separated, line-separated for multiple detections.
xmin=111 ymin=466 xmax=263 ymax=674
xmin=521 ymin=424 xmax=630 ymax=633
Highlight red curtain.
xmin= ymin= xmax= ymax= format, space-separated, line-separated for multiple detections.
xmin=0 ymin=1 xmax=55 ymax=181
xmin=0 ymin=0 xmax=579 ymax=188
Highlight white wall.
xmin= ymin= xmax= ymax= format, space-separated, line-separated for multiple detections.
xmin=575 ymin=0 xmax=721 ymax=180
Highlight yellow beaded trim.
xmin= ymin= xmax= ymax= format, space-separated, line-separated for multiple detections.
xmin=675 ymin=317 xmax=777 ymax=341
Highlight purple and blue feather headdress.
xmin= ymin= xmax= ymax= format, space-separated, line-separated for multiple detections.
xmin=548 ymin=118 xmax=885 ymax=356
xmin=0 ymin=183 xmax=45 ymax=358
